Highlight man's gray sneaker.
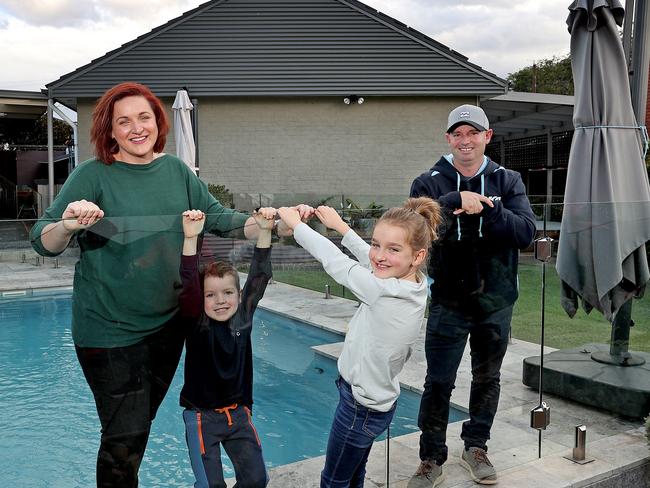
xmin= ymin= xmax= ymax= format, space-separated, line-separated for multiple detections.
xmin=407 ymin=460 xmax=445 ymax=488
xmin=460 ymin=447 xmax=497 ymax=485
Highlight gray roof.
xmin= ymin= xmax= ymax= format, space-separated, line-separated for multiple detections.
xmin=47 ymin=0 xmax=506 ymax=102
xmin=481 ymin=91 xmax=575 ymax=138
xmin=0 ymin=89 xmax=48 ymax=100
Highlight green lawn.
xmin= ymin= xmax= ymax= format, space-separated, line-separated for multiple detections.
xmin=512 ymin=263 xmax=650 ymax=352
xmin=270 ymin=263 xmax=650 ymax=352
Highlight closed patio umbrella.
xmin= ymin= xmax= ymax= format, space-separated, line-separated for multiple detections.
xmin=522 ymin=1 xmax=650 ymax=414
xmin=557 ymin=0 xmax=650 ymax=329
xmin=172 ymin=88 xmax=197 ymax=173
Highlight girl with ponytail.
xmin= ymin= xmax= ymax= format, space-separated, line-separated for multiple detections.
xmin=277 ymin=197 xmax=441 ymax=487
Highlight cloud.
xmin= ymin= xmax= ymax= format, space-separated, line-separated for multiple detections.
xmin=1 ymin=0 xmax=98 ymax=27
xmin=363 ymin=0 xmax=571 ymax=76
xmin=0 ymin=15 xmax=179 ymax=90
xmin=0 ymin=1 xmax=200 ymax=90
xmin=0 ymin=0 xmax=574 ymax=90
xmin=0 ymin=0 xmax=197 ymax=27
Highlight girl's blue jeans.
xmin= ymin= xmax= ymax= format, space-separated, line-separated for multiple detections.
xmin=320 ymin=377 xmax=396 ymax=488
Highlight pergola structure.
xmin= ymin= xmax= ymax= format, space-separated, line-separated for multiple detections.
xmin=0 ymin=90 xmax=48 ymax=121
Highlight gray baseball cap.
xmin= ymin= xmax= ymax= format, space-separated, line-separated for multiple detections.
xmin=446 ymin=104 xmax=490 ymax=133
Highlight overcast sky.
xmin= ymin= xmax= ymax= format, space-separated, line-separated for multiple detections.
xmin=0 ymin=0 xmax=572 ymax=92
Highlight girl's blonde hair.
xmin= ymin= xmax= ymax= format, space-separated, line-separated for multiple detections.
xmin=378 ymin=197 xmax=442 ymax=253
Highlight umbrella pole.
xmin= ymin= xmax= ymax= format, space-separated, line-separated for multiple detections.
xmin=611 ymin=300 xmax=632 ymax=357
xmin=591 ymin=299 xmax=646 ymax=366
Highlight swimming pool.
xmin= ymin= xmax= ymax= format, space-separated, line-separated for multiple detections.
xmin=0 ymin=290 xmax=467 ymax=487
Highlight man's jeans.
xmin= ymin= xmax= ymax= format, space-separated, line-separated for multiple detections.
xmin=417 ymin=303 xmax=512 ymax=465
xmin=321 ymin=377 xmax=396 ymax=488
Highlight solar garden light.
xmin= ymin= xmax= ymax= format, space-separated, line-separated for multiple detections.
xmin=325 ymin=284 xmax=332 ymax=299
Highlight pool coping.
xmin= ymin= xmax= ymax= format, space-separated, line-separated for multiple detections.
xmin=256 ymin=278 xmax=649 ymax=488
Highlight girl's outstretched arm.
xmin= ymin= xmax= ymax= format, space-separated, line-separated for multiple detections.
xmin=277 ymin=207 xmax=381 ymax=304
xmin=315 ymin=206 xmax=350 ymax=235
xmin=316 ymin=206 xmax=371 ymax=265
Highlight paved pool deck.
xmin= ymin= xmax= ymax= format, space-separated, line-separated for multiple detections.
xmin=1 ymin=252 xmax=648 ymax=488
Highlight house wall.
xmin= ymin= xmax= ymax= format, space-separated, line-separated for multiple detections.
xmin=77 ymin=96 xmax=473 ymax=200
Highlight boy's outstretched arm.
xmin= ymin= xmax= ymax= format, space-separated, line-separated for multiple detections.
xmin=182 ymin=210 xmax=206 ymax=256
xmin=240 ymin=207 xmax=275 ymax=322
xmin=252 ymin=207 xmax=276 ymax=248
xmin=180 ymin=210 xmax=206 ymax=319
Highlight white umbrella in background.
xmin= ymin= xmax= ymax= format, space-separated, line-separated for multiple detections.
xmin=172 ymin=89 xmax=197 ymax=173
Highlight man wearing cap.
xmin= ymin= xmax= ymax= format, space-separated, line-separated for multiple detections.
xmin=408 ymin=104 xmax=536 ymax=486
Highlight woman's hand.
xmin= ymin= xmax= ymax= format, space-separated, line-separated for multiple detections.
xmin=316 ymin=206 xmax=350 ymax=235
xmin=182 ymin=210 xmax=205 ymax=238
xmin=62 ymin=200 xmax=104 ymax=231
xmin=253 ymin=207 xmax=277 ymax=230
xmin=277 ymin=207 xmax=303 ymax=230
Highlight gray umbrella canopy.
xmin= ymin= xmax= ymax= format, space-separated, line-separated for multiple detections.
xmin=557 ymin=0 xmax=650 ymax=322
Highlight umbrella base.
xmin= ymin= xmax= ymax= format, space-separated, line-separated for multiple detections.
xmin=591 ymin=350 xmax=646 ymax=366
xmin=522 ymin=343 xmax=650 ymax=418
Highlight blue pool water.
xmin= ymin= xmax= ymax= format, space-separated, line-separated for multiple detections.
xmin=0 ymin=290 xmax=466 ymax=487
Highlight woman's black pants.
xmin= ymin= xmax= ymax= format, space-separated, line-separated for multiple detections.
xmin=75 ymin=315 xmax=184 ymax=488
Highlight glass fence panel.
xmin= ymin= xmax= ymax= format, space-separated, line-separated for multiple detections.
xmin=2 ymin=196 xmax=649 ymax=488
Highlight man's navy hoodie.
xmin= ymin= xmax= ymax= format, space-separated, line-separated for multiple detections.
xmin=410 ymin=156 xmax=536 ymax=316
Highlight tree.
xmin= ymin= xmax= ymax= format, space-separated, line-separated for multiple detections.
xmin=0 ymin=113 xmax=72 ymax=146
xmin=507 ymin=55 xmax=574 ymax=95
xmin=31 ymin=114 xmax=73 ymax=145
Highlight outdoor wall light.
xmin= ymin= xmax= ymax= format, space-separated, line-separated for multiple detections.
xmin=343 ymin=95 xmax=364 ymax=105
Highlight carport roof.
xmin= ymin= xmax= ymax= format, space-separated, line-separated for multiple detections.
xmin=482 ymin=91 xmax=575 ymax=138
xmin=0 ymin=90 xmax=48 ymax=120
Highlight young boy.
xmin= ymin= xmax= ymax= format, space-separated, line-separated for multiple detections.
xmin=179 ymin=207 xmax=276 ymax=488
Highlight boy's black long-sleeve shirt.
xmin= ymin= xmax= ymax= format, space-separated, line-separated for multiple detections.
xmin=179 ymin=246 xmax=271 ymax=410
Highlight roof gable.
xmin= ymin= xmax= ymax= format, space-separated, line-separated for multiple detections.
xmin=47 ymin=0 xmax=506 ymax=99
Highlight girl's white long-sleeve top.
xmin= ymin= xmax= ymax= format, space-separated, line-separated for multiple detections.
xmin=293 ymin=223 xmax=428 ymax=412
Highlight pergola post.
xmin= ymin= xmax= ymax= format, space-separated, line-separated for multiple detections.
xmin=47 ymin=99 xmax=54 ymax=206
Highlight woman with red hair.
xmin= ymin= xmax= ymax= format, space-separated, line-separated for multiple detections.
xmin=29 ymin=82 xmax=289 ymax=487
